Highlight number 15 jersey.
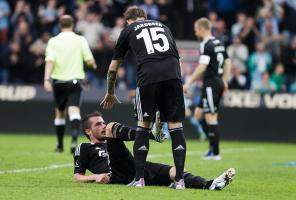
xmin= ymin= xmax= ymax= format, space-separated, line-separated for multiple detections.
xmin=113 ymin=20 xmax=181 ymax=86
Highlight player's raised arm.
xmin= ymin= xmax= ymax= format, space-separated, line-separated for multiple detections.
xmin=100 ymin=60 xmax=122 ymax=109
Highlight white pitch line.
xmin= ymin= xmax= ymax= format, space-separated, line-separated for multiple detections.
xmin=0 ymin=163 xmax=72 ymax=175
xmin=0 ymin=147 xmax=260 ymax=175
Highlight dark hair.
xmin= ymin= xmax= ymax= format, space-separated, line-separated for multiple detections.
xmin=82 ymin=111 xmax=102 ymax=140
xmin=59 ymin=15 xmax=73 ymax=29
xmin=123 ymin=6 xmax=147 ymax=21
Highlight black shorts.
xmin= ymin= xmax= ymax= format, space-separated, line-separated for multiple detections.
xmin=144 ymin=162 xmax=172 ymax=186
xmin=52 ymin=79 xmax=82 ymax=111
xmin=107 ymin=139 xmax=172 ymax=186
xmin=134 ymin=79 xmax=185 ymax=122
xmin=198 ymin=78 xmax=224 ymax=114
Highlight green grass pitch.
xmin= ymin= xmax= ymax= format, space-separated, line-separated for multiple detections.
xmin=0 ymin=133 xmax=295 ymax=200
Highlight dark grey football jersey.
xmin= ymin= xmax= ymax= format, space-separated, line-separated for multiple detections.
xmin=113 ymin=20 xmax=181 ymax=86
xmin=199 ymin=37 xmax=229 ymax=80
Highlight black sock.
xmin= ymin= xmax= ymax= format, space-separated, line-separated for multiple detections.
xmin=55 ymin=125 xmax=65 ymax=148
xmin=169 ymin=127 xmax=186 ymax=181
xmin=133 ymin=126 xmax=150 ymax=180
xmin=200 ymin=119 xmax=209 ymax=138
xmin=70 ymin=119 xmax=80 ymax=143
xmin=208 ymin=124 xmax=219 ymax=155
xmin=112 ymin=123 xmax=155 ymax=141
xmin=54 ymin=118 xmax=65 ymax=148
xmin=183 ymin=172 xmax=209 ymax=189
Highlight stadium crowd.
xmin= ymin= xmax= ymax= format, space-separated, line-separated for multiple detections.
xmin=0 ymin=0 xmax=296 ymax=94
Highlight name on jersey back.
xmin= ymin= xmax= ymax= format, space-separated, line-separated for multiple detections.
xmin=134 ymin=22 xmax=163 ymax=31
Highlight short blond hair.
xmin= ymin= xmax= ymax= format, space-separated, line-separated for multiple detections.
xmin=195 ymin=17 xmax=212 ymax=30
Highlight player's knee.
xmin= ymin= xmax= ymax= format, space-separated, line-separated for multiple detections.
xmin=205 ymin=113 xmax=218 ymax=124
xmin=168 ymin=122 xmax=182 ymax=129
xmin=169 ymin=167 xmax=176 ymax=181
xmin=194 ymin=107 xmax=203 ymax=119
xmin=106 ymin=122 xmax=116 ymax=138
xmin=55 ymin=109 xmax=66 ymax=118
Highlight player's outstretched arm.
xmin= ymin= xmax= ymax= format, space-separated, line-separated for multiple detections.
xmin=100 ymin=60 xmax=122 ymax=109
xmin=74 ymin=173 xmax=110 ymax=184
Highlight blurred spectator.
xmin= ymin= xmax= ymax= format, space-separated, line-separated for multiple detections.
xmin=271 ymin=63 xmax=285 ymax=92
xmin=231 ymin=12 xmax=246 ymax=38
xmin=75 ymin=11 xmax=106 ymax=50
xmin=249 ymin=42 xmax=272 ymax=88
xmin=140 ymin=0 xmax=159 ymax=20
xmin=282 ymin=0 xmax=296 ymax=45
xmin=213 ymin=18 xmax=230 ymax=45
xmin=0 ymin=41 xmax=8 ymax=83
xmin=227 ymin=36 xmax=249 ymax=73
xmin=97 ymin=0 xmax=116 ymax=27
xmin=261 ymin=18 xmax=283 ymax=62
xmin=208 ymin=0 xmax=240 ymax=29
xmin=228 ymin=65 xmax=247 ymax=90
xmin=123 ymin=51 xmax=137 ymax=95
xmin=11 ymin=0 xmax=34 ymax=27
xmin=29 ymin=31 xmax=51 ymax=83
xmin=0 ymin=0 xmax=10 ymax=45
xmin=9 ymin=20 xmax=33 ymax=83
xmin=110 ymin=17 xmax=125 ymax=43
xmin=157 ymin=0 xmax=172 ymax=28
xmin=258 ymin=0 xmax=284 ymax=21
xmin=38 ymin=0 xmax=64 ymax=35
xmin=253 ymin=71 xmax=276 ymax=93
xmin=208 ymin=11 xmax=218 ymax=33
xmin=75 ymin=1 xmax=88 ymax=21
xmin=91 ymin=33 xmax=114 ymax=86
xmin=239 ymin=0 xmax=260 ymax=17
xmin=116 ymin=67 xmax=128 ymax=90
xmin=281 ymin=36 xmax=296 ymax=91
xmin=239 ymin=17 xmax=261 ymax=53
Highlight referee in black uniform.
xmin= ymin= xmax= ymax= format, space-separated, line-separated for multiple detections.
xmin=100 ymin=6 xmax=186 ymax=189
xmin=44 ymin=15 xmax=97 ymax=153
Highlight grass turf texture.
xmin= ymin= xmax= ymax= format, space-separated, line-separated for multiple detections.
xmin=0 ymin=134 xmax=295 ymax=200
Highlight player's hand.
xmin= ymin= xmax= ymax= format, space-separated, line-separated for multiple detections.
xmin=100 ymin=93 xmax=121 ymax=109
xmin=44 ymin=80 xmax=52 ymax=92
xmin=183 ymin=83 xmax=190 ymax=94
xmin=93 ymin=63 xmax=97 ymax=70
xmin=93 ymin=173 xmax=110 ymax=184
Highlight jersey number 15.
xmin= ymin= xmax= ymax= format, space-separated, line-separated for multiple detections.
xmin=136 ymin=27 xmax=170 ymax=54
